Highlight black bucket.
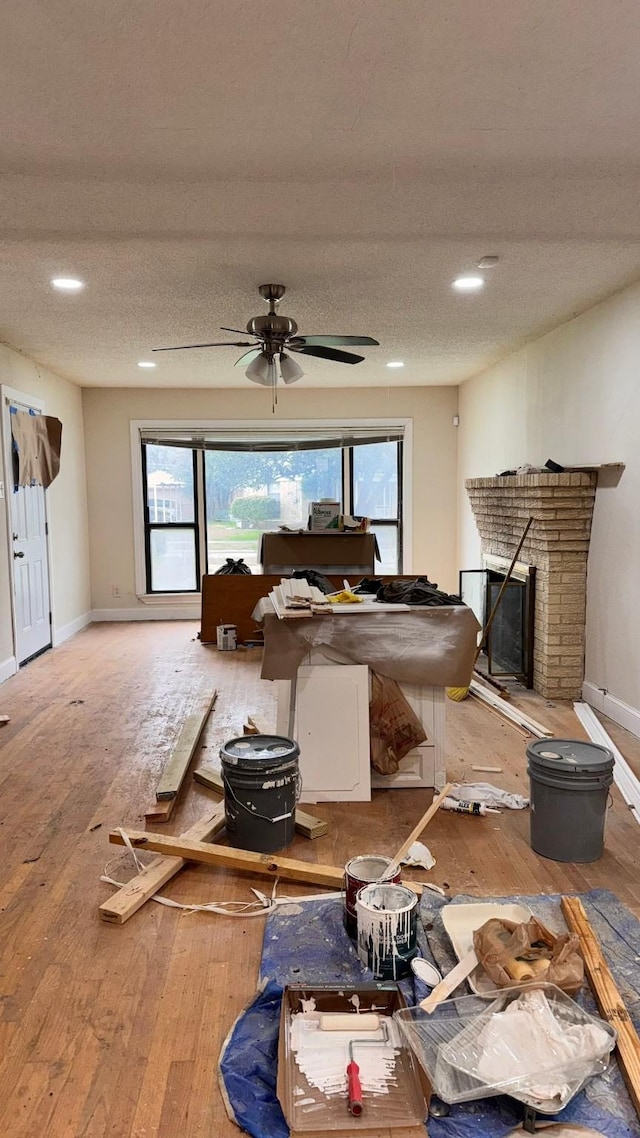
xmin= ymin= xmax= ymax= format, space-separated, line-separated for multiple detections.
xmin=527 ymin=738 xmax=614 ymax=863
xmin=219 ymin=735 xmax=300 ymax=854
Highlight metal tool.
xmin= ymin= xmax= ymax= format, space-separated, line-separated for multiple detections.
xmin=347 ymin=1019 xmax=390 ymax=1116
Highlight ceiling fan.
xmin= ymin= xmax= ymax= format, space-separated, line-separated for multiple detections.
xmin=152 ymin=283 xmax=379 ymax=386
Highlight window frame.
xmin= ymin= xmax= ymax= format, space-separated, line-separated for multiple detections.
xmin=130 ymin=418 xmax=412 ymax=602
xmin=346 ymin=438 xmax=403 ymax=574
xmin=141 ymin=442 xmax=201 ymax=594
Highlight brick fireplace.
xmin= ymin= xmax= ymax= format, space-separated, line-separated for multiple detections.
xmin=465 ymin=473 xmax=598 ymax=700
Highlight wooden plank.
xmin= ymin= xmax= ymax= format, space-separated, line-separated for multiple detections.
xmin=384 ymin=784 xmax=452 ymax=877
xmin=99 ymin=804 xmax=226 ymax=924
xmin=193 ymin=766 xmax=329 ymax=840
xmin=144 ymin=798 xmax=176 ymax=823
xmin=155 ymin=693 xmax=217 ymax=800
xmin=108 ymin=829 xmax=424 ymax=895
xmin=561 ymin=895 xmax=640 ymax=1120
xmin=469 ymin=679 xmax=552 ymax=737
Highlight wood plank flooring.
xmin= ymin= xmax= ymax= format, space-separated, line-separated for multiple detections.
xmin=0 ymin=621 xmax=639 ymax=1137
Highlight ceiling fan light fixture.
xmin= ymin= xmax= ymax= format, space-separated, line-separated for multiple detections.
xmin=279 ymin=353 xmax=304 ymax=384
xmin=245 ymin=352 xmax=279 ymax=386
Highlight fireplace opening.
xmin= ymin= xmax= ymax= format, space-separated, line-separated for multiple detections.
xmin=460 ymin=558 xmax=535 ymax=687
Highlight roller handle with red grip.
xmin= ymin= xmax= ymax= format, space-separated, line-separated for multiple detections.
xmin=347 ymin=1059 xmax=363 ymax=1115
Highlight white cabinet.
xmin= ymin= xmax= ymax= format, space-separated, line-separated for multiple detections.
xmin=276 ymin=655 xmax=446 ymax=799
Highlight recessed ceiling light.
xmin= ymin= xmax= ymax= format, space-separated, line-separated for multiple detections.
xmin=137 ymin=360 xmax=156 ymax=369
xmin=51 ymin=277 xmax=85 ymax=291
xmin=452 ymin=275 xmax=485 ymax=292
xmin=386 ymin=361 xmax=405 ymax=368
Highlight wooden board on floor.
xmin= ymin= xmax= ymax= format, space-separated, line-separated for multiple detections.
xmin=155 ymin=692 xmax=217 ymax=800
xmin=109 ymin=828 xmax=424 ymax=894
xmin=99 ymin=804 xmax=227 ymax=924
xmin=193 ymin=765 xmax=329 ymax=839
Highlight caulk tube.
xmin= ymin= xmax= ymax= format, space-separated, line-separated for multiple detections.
xmin=441 ymin=797 xmax=499 ymax=816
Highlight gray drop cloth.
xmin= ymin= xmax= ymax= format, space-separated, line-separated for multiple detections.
xmin=253 ymin=601 xmax=480 ymax=685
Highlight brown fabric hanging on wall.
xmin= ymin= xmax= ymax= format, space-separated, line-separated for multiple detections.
xmin=10 ymin=411 xmax=62 ymax=489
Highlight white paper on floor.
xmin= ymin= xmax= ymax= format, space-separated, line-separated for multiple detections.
xmin=400 ymin=841 xmax=436 ymax=869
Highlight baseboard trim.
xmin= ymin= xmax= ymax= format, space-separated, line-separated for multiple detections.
xmin=582 ymin=681 xmax=640 ymax=741
xmin=91 ymin=606 xmax=200 ymax=622
xmin=52 ymin=612 xmax=92 ymax=647
xmin=0 ymin=655 xmax=18 ymax=684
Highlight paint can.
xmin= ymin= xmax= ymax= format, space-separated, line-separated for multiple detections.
xmin=343 ymin=856 xmax=402 ymax=940
xmin=217 ymin=623 xmax=237 ymax=651
xmin=356 ymin=883 xmax=419 ymax=980
xmin=219 ymin=734 xmax=300 ymax=853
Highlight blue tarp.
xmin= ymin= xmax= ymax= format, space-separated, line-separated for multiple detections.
xmin=219 ymin=889 xmax=640 ymax=1137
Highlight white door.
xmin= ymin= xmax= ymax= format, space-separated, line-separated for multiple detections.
xmin=8 ymin=407 xmax=52 ymax=663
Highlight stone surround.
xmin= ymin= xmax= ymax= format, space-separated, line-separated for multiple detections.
xmin=466 ymin=473 xmax=597 ymax=699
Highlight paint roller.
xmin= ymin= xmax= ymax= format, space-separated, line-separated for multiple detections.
xmin=318 ymin=1013 xmax=389 ymax=1116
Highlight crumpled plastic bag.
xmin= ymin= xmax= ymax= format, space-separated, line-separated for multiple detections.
xmin=449 ymin=782 xmax=529 ymax=809
xmin=473 ymin=916 xmax=583 ymax=994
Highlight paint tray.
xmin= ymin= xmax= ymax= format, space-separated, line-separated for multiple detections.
xmin=394 ymin=983 xmax=616 ymax=1113
xmin=441 ymin=900 xmax=533 ymax=995
xmin=277 ymin=983 xmax=430 ymax=1134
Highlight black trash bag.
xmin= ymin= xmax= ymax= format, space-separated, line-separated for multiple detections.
xmin=291 ymin=569 xmax=335 ymax=594
xmin=376 ymin=576 xmax=464 ymax=606
xmin=214 ymin=558 xmax=252 ymax=575
xmin=352 ymin=577 xmax=384 ymax=595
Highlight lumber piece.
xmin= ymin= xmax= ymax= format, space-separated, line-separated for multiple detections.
xmin=145 ymin=798 xmax=176 ymax=823
xmin=574 ymin=701 xmax=640 ymax=821
xmin=469 ymin=679 xmax=552 ymax=737
xmin=383 ymin=783 xmax=452 ymax=878
xmin=242 ymin=715 xmax=273 ymax=736
xmin=99 ymin=804 xmax=226 ymax=925
xmin=108 ymin=829 xmax=425 ymax=896
xmin=193 ymin=766 xmax=329 ymax=840
xmin=419 ymin=950 xmax=478 ymax=1013
xmin=561 ymin=895 xmax=640 ymax=1119
xmin=0 ymin=714 xmax=9 ymax=726
xmin=155 ymin=692 xmax=217 ymax=800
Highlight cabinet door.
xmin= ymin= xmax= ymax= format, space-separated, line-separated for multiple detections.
xmin=280 ymin=665 xmax=371 ymax=803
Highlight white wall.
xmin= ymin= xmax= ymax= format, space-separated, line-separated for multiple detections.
xmin=458 ymin=280 xmax=640 ymax=717
xmin=82 ymin=385 xmax=459 ymax=615
xmin=0 ymin=345 xmax=91 ymax=671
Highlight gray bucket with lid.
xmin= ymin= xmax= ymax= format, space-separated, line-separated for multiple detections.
xmin=220 ymin=735 xmax=300 ymax=854
xmin=527 ymin=738 xmax=614 ymax=863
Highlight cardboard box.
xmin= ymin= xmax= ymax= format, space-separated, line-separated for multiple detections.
xmin=277 ymin=982 xmax=430 ymax=1135
xmin=310 ymin=501 xmax=341 ymax=531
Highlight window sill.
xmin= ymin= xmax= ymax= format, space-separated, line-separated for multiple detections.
xmin=137 ymin=593 xmax=201 ymax=605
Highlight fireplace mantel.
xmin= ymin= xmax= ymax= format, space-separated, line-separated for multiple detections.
xmin=466 ymin=472 xmax=597 ymax=699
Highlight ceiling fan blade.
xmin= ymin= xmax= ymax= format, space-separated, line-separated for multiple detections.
xmin=295 ymin=345 xmax=365 ymax=364
xmin=153 ymin=341 xmax=255 ymax=352
xmin=221 ymin=326 xmax=251 ymax=336
xmin=291 ymin=335 xmax=379 ymax=347
xmin=234 ymin=349 xmax=262 ymax=367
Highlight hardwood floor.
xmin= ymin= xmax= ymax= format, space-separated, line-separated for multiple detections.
xmin=0 ymin=621 xmax=639 ymax=1137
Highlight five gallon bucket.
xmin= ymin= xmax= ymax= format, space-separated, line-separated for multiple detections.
xmin=356 ymin=883 xmax=419 ymax=980
xmin=527 ymin=738 xmax=614 ymax=863
xmin=220 ymin=735 xmax=300 ymax=854
xmin=343 ymin=855 xmax=402 ymax=940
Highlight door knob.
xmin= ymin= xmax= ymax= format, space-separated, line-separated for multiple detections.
xmin=12 ymin=533 xmax=19 ymax=540
xmin=13 ymin=551 xmax=24 ymax=558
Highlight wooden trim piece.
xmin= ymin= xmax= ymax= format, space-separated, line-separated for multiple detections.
xmin=561 ymin=895 xmax=640 ymax=1119
xmin=108 ymin=829 xmax=424 ymax=895
xmin=156 ymin=692 xmax=217 ymax=800
xmin=99 ymin=804 xmax=226 ymax=925
xmin=384 ymin=784 xmax=452 ymax=878
xmin=469 ymin=680 xmax=552 ymax=737
xmin=193 ymin=766 xmax=329 ymax=840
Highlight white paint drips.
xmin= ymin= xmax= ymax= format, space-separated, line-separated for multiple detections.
xmin=349 ymin=994 xmax=361 ymax=1012
xmin=290 ymin=1012 xmax=399 ymax=1103
xmin=356 ymin=885 xmax=417 ymax=979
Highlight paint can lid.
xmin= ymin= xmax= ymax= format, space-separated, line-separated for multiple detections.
xmin=220 ymin=734 xmax=300 ymax=769
xmin=526 ymin=738 xmax=614 ymax=774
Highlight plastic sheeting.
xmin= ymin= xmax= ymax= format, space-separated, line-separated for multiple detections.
xmin=218 ymin=890 xmax=640 ymax=1138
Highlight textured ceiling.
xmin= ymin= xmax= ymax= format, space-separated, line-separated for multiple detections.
xmin=2 ymin=0 xmax=640 ymax=389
